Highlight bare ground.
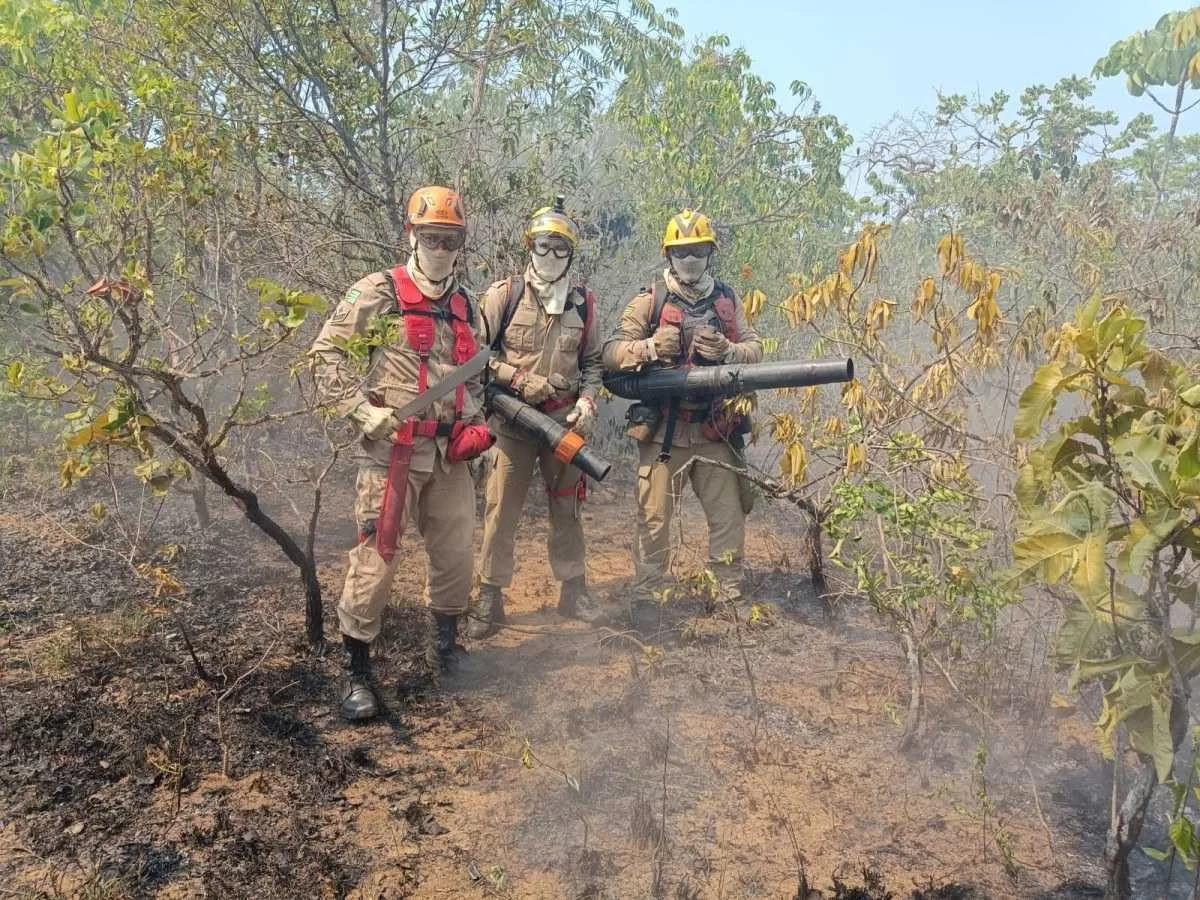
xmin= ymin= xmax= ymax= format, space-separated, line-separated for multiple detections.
xmin=0 ymin=468 xmax=1118 ymax=899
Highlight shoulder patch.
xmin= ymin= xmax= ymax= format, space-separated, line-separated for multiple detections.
xmin=343 ymin=287 xmax=361 ymax=304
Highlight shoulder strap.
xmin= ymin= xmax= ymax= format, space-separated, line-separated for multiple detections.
xmin=650 ymin=278 xmax=668 ymax=335
xmin=569 ymin=287 xmax=593 ymax=363
xmin=491 ymin=275 xmax=525 ymax=351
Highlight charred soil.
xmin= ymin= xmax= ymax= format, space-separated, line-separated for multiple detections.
xmin=0 ymin=473 xmax=1111 ymax=898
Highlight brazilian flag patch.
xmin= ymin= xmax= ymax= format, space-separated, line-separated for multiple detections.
xmin=343 ymin=287 xmax=361 ymax=304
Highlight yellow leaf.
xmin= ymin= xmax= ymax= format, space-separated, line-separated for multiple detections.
xmin=913 ymin=277 xmax=936 ymax=321
xmin=845 ymin=442 xmax=867 ymax=474
xmin=957 ymin=260 xmax=986 ymax=294
xmin=822 ymin=416 xmax=844 ymax=438
xmin=1175 ymin=10 xmax=1200 ymax=48
xmin=865 ymin=298 xmax=896 ymax=334
xmin=841 ymin=378 xmax=864 ymax=411
xmin=936 ymin=234 xmax=962 ymax=277
xmin=967 ymin=290 xmax=1001 ymax=341
xmin=743 ymin=288 xmax=766 ymax=323
xmin=782 ymin=441 xmax=808 ymax=486
xmin=838 ymin=242 xmax=859 ymax=276
xmin=770 ymin=412 xmax=800 ymax=443
xmin=800 ymin=385 xmax=818 ymax=416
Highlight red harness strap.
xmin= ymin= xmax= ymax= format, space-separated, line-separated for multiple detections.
xmin=653 ymin=288 xmax=741 ymax=453
xmin=546 ymin=473 xmax=587 ymax=502
xmin=373 ymin=267 xmax=479 ymax=562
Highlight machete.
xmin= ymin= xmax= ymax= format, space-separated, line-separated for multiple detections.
xmin=373 ymin=345 xmax=493 ymax=564
xmin=386 ymin=345 xmax=493 ymax=421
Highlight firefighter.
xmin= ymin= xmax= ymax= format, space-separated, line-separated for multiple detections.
xmin=470 ymin=197 xmax=609 ymax=638
xmin=309 ymin=186 xmax=494 ymax=722
xmin=601 ymin=209 xmax=762 ymax=604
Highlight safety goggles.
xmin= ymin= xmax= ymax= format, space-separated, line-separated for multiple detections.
xmin=667 ymin=245 xmax=712 ymax=261
xmin=531 ymin=236 xmax=572 ymax=259
xmin=414 ymin=228 xmax=466 ymax=251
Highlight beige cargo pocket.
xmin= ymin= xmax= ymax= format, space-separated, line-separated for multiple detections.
xmin=506 ymin=306 xmax=539 ymax=352
xmin=354 ymin=467 xmax=387 ymax=530
xmin=555 ymin=326 xmax=582 ymax=355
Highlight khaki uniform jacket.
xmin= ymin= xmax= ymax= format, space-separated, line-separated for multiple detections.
xmin=480 ymin=276 xmax=602 ymax=440
xmin=309 ymin=270 xmax=487 ymax=471
xmin=601 ymin=282 xmax=762 ymax=447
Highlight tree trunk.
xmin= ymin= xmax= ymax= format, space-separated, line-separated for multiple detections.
xmin=188 ymin=445 xmax=325 ymax=648
xmin=898 ymin=628 xmax=923 ymax=752
xmin=1105 ymin=754 xmax=1157 ymax=900
xmin=805 ymin=513 xmax=826 ymax=595
xmin=191 ymin=475 xmax=211 ymax=530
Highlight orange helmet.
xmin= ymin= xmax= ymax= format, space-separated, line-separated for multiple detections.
xmin=406 ymin=186 xmax=466 ymax=230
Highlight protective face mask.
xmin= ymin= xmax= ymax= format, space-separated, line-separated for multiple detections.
xmin=530 ymin=251 xmax=570 ymax=283
xmin=410 ymin=232 xmax=457 ymax=283
xmin=672 ymin=254 xmax=709 ymax=284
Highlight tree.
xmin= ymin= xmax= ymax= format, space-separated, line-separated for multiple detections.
xmin=0 ymin=0 xmax=686 ymax=647
xmin=1094 ymin=8 xmax=1200 ymax=200
xmin=610 ymin=33 xmax=853 ymax=297
xmin=1014 ymin=296 xmax=1200 ymax=900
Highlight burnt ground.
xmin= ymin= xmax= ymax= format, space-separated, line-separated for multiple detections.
xmin=0 ymin=462 xmax=1126 ymax=899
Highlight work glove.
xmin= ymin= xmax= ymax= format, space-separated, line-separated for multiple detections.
xmin=348 ymin=402 xmax=400 ymax=442
xmin=648 ymin=325 xmax=681 ymax=361
xmin=447 ymin=423 xmax=495 ymax=462
xmin=512 ymin=370 xmax=571 ymax=406
xmin=692 ymin=326 xmax=730 ymax=363
xmin=565 ymin=395 xmax=597 ymax=438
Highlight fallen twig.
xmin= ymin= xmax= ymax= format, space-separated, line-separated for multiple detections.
xmin=217 ymin=639 xmax=279 ymax=778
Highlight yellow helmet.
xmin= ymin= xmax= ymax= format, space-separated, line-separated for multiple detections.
xmin=525 ymin=195 xmax=580 ymax=248
xmin=661 ymin=208 xmax=718 ymax=253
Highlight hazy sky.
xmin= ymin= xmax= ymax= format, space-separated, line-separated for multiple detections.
xmin=666 ymin=0 xmax=1192 ymax=143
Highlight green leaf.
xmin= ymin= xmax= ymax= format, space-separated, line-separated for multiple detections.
xmin=1178 ymin=423 xmax=1200 ymax=480
xmin=1056 ymin=605 xmax=1115 ymax=677
xmin=1072 ymin=531 xmax=1109 ymax=603
xmin=1168 ymin=817 xmax=1199 ymax=864
xmin=1078 ymin=292 xmax=1103 ymax=330
xmin=1170 ymin=629 xmax=1200 ymax=679
xmin=1011 ymin=527 xmax=1083 ymax=584
xmin=1180 ymin=384 xmax=1200 ymax=408
xmin=6 ymin=361 xmax=23 ymax=387
xmin=1015 ymin=360 xmax=1068 ymax=439
xmin=1053 ymin=482 xmax=1116 ymax=535
xmin=1151 ymin=694 xmax=1175 ymax=783
xmin=1113 ymin=433 xmax=1177 ymax=502
xmin=1072 ymin=655 xmax=1142 ymax=689
xmin=1119 ymin=508 xmax=1185 ymax=574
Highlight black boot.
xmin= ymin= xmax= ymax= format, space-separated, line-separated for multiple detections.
xmin=340 ymin=634 xmax=379 ymax=722
xmin=559 ymin=575 xmax=608 ymax=625
xmin=425 ymin=611 xmax=468 ymax=673
xmin=466 ymin=584 xmax=505 ymax=639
